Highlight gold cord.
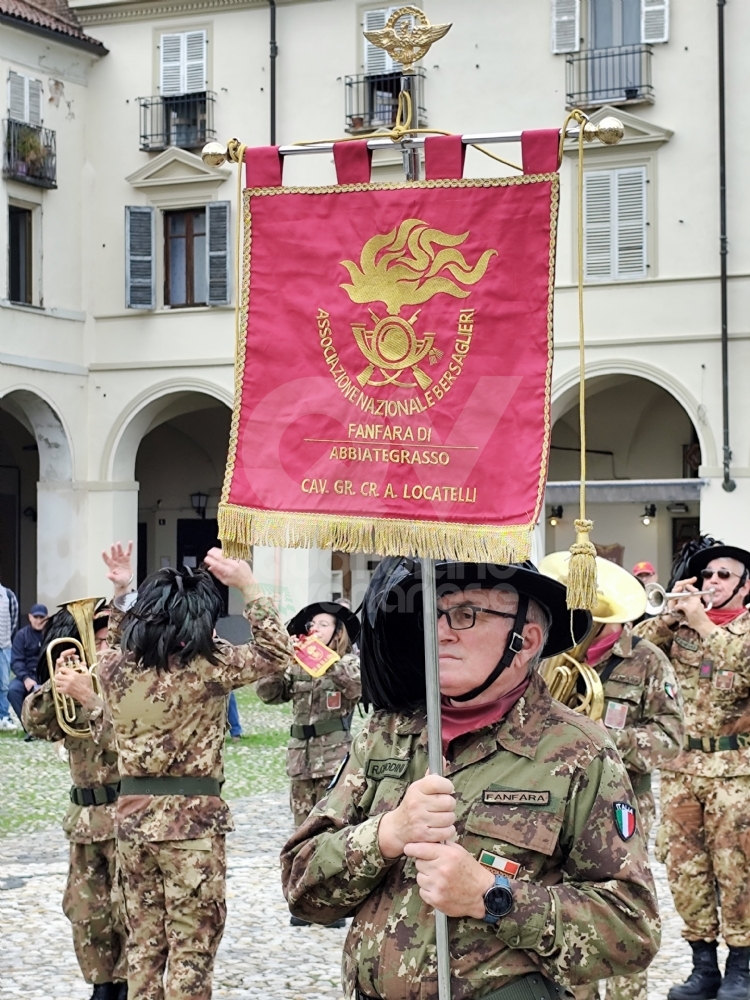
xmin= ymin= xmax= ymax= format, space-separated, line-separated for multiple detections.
xmin=234 ymin=142 xmax=247 ymax=361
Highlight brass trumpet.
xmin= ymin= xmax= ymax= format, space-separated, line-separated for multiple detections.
xmin=47 ymin=597 xmax=104 ymax=740
xmin=644 ymin=583 xmax=715 ymax=616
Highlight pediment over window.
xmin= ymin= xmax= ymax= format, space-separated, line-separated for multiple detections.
xmin=563 ymin=106 xmax=673 ymax=155
xmin=126 ymin=148 xmax=229 ymax=208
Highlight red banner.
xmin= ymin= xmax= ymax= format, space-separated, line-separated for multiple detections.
xmin=220 ymin=170 xmax=558 ymax=562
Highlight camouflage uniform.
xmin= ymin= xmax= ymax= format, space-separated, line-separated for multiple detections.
xmin=22 ymin=684 xmax=126 ymax=987
xmin=575 ymin=627 xmax=684 ymax=1000
xmin=95 ymin=596 xmax=292 ymax=1000
xmin=634 ymin=610 xmax=750 ymax=947
xmin=281 ymin=670 xmax=660 ymax=1000
xmin=256 ymin=653 xmax=361 ymax=827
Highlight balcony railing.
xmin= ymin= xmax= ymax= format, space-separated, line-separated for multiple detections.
xmin=138 ymin=92 xmax=216 ymax=152
xmin=344 ymin=70 xmax=426 ymax=134
xmin=3 ymin=120 xmax=57 ymax=188
xmin=566 ymin=45 xmax=654 ymax=109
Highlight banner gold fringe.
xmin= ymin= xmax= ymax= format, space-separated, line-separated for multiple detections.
xmin=219 ymin=503 xmax=533 ymax=564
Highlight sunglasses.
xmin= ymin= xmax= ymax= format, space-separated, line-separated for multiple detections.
xmin=700 ymin=568 xmax=743 ymax=581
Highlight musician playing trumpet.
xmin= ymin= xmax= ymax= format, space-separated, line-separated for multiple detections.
xmin=634 ymin=543 xmax=750 ymax=1000
xmin=22 ymin=600 xmax=127 ymax=1000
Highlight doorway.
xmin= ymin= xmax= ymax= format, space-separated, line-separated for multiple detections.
xmin=176 ymin=518 xmax=227 ymax=612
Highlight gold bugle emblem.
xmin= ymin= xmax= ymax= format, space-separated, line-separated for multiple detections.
xmin=340 ymin=218 xmax=496 ymax=390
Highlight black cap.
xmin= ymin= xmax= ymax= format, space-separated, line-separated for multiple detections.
xmin=360 ymin=558 xmax=591 ymax=712
xmin=286 ymin=601 xmax=361 ymax=646
xmin=686 ymin=544 xmax=750 ymax=588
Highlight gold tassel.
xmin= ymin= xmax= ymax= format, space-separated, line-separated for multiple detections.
xmin=566 ymin=518 xmax=598 ymax=610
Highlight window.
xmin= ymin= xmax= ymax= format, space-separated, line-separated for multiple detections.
xmin=165 ymin=209 xmax=207 ymax=306
xmin=7 ymin=71 xmax=42 ymax=125
xmin=551 ymin=0 xmax=669 ymax=52
xmin=584 ymin=166 xmax=647 ymax=281
xmin=125 ymin=202 xmax=229 ymax=310
xmin=363 ymin=8 xmax=410 ymax=74
xmin=8 ymin=206 xmax=32 ymax=303
xmin=160 ymin=31 xmax=207 ymax=95
xmin=552 ymin=0 xmax=581 ymax=53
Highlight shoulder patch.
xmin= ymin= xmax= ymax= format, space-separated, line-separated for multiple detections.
xmin=674 ymin=635 xmax=700 ymax=652
xmin=366 ymin=757 xmax=409 ymax=781
xmin=326 ymin=752 xmax=349 ymax=791
xmin=613 ymin=802 xmax=637 ymax=841
xmin=664 ymin=681 xmax=677 ymax=700
xmin=483 ymin=788 xmax=550 ymax=806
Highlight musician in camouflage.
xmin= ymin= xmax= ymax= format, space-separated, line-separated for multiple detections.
xmin=256 ymin=601 xmax=361 ymax=828
xmin=22 ymin=604 xmax=127 ymax=1000
xmin=282 ymin=559 xmax=660 ymax=1000
xmin=635 ymin=544 xmax=750 ymax=1000
xmin=95 ymin=543 xmax=293 ymax=1000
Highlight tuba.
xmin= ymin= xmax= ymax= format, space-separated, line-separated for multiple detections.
xmin=46 ymin=597 xmax=104 ymax=740
xmin=538 ymin=553 xmax=648 ymax=722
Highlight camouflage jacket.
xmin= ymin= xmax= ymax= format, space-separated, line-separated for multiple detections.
xmin=281 ymin=671 xmax=660 ymax=1000
xmin=256 ymin=653 xmax=361 ymax=780
xmin=96 ymin=596 xmax=292 ymax=843
xmin=595 ymin=627 xmax=683 ymax=789
xmin=634 ymin=609 xmax=750 ymax=777
xmin=22 ymin=683 xmax=119 ymax=843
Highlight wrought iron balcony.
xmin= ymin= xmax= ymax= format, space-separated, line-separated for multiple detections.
xmin=344 ymin=70 xmax=426 ymax=134
xmin=566 ymin=45 xmax=654 ymax=109
xmin=138 ymin=92 xmax=216 ymax=152
xmin=3 ymin=120 xmax=57 ymax=188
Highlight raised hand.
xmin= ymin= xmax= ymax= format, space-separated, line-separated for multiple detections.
xmin=204 ymin=548 xmax=260 ymax=599
xmin=102 ymin=541 xmax=134 ymax=596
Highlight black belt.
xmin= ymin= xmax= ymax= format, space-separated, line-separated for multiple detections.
xmin=357 ymin=973 xmax=569 ymax=1000
xmin=685 ymin=732 xmax=750 ymax=752
xmin=119 ymin=776 xmax=223 ymax=796
xmin=290 ymin=718 xmax=348 ymax=740
xmin=70 ymin=783 xmax=120 ymax=807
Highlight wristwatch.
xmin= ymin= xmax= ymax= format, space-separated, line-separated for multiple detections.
xmin=483 ymin=873 xmax=514 ymax=924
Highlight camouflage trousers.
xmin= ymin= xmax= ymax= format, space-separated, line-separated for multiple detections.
xmin=574 ymin=788 xmax=655 ymax=1000
xmin=661 ymin=771 xmax=750 ymax=947
xmin=63 ymin=839 xmax=127 ymax=985
xmin=118 ymin=835 xmax=227 ymax=1000
xmin=290 ymin=777 xmax=330 ymax=829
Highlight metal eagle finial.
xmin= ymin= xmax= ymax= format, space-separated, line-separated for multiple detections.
xmin=364 ymin=6 xmax=452 ymax=74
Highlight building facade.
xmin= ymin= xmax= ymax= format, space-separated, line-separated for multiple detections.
xmin=2 ymin=0 xmax=748 ymax=615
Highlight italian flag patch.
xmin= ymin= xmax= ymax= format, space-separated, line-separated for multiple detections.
xmin=613 ymin=802 xmax=637 ymax=841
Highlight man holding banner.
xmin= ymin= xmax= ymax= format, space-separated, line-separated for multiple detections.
xmin=281 ymin=558 xmax=660 ymax=1000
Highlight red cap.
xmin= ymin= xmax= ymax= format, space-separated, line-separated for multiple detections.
xmin=632 ymin=561 xmax=656 ymax=576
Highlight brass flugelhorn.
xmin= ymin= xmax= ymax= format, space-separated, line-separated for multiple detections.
xmin=46 ymin=597 xmax=104 ymax=740
xmin=644 ymin=583 xmax=715 ymax=616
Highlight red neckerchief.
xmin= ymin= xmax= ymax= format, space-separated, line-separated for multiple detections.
xmin=441 ymin=676 xmax=531 ymax=755
xmin=706 ymin=607 xmax=747 ymax=626
xmin=585 ymin=627 xmax=622 ymax=666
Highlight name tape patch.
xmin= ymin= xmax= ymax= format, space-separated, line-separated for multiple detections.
xmin=483 ymin=789 xmax=550 ymax=806
xmin=366 ymin=758 xmax=409 ymax=781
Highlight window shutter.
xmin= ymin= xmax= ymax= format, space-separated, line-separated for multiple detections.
xmin=551 ymin=0 xmax=580 ymax=54
xmin=185 ymin=31 xmax=207 ymax=93
xmin=160 ymin=33 xmax=183 ymax=96
xmin=125 ymin=207 xmax=155 ymax=309
xmin=641 ymin=0 xmax=669 ymax=43
xmin=8 ymin=71 xmax=28 ymax=122
xmin=584 ymin=172 xmax=613 ymax=280
xmin=206 ymin=201 xmax=231 ymax=306
xmin=364 ymin=8 xmax=392 ymax=74
xmin=615 ymin=167 xmax=647 ymax=278
xmin=27 ymin=79 xmax=43 ymax=126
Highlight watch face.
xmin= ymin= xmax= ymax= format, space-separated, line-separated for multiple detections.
xmin=485 ymin=885 xmax=514 ymax=918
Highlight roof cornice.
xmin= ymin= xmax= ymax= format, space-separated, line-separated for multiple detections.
xmin=71 ymin=0 xmax=329 ymax=27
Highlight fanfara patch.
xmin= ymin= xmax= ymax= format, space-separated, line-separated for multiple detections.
xmin=478 ymin=850 xmax=520 ymax=878
xmin=366 ymin=758 xmax=409 ymax=781
xmin=613 ymin=802 xmax=637 ymax=841
xmin=675 ymin=636 xmax=700 ymax=652
xmin=483 ymin=789 xmax=550 ymax=806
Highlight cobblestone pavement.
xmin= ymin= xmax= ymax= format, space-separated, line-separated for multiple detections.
xmin=0 ymin=784 xmax=725 ymax=1000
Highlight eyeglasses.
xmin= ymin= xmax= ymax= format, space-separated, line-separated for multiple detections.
xmin=700 ymin=568 xmax=743 ymax=581
xmin=436 ymin=604 xmax=516 ymax=631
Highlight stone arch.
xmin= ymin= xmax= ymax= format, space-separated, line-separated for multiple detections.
xmin=0 ymin=386 xmax=73 ymax=481
xmin=552 ymin=358 xmax=716 ymax=470
xmin=103 ymin=378 xmax=233 ymax=482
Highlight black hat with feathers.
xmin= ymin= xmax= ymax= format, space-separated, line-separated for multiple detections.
xmin=37 ymin=600 xmax=110 ymax=684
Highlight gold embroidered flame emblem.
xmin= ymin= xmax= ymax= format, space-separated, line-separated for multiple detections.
xmin=340 ymin=219 xmax=496 ymax=389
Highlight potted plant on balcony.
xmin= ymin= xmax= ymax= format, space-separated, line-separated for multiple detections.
xmin=15 ymin=125 xmax=44 ymax=175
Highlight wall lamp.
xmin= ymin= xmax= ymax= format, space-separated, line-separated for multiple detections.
xmin=549 ymin=505 xmax=563 ymax=527
xmin=641 ymin=504 xmax=657 ymax=526
xmin=190 ymin=492 xmax=209 ymax=519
